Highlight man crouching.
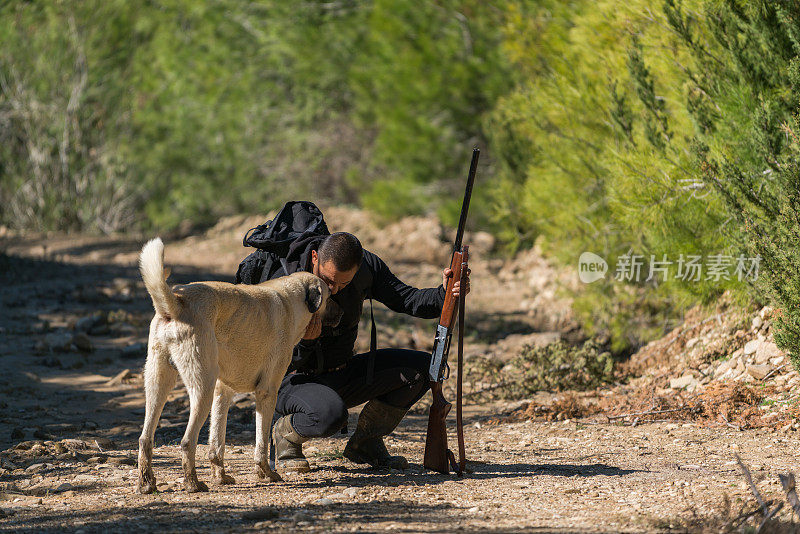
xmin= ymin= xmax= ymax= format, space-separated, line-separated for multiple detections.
xmin=237 ymin=230 xmax=469 ymax=471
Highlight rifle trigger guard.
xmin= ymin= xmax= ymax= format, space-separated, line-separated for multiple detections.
xmin=443 ymin=362 xmax=451 ymax=380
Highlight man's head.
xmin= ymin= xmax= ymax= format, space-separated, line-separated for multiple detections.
xmin=310 ymin=232 xmax=363 ymax=294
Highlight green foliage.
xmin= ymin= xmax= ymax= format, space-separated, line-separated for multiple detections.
xmin=0 ymin=0 xmax=509 ymax=233
xmin=658 ymin=1 xmax=800 ymax=369
xmin=485 ymin=0 xmax=768 ymax=352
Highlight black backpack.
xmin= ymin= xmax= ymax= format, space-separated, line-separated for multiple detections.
xmin=235 ymin=200 xmax=379 ymax=384
xmin=235 ymin=201 xmax=330 ymax=284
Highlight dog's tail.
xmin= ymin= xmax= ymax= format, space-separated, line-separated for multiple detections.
xmin=139 ymin=237 xmax=181 ymax=319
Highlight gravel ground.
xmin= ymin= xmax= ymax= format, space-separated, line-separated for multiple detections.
xmin=3 ymin=415 xmax=800 ymax=532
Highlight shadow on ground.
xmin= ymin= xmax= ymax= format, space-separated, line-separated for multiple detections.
xmin=6 ymin=499 xmax=462 ymax=533
xmin=0 ymin=250 xmax=232 ymax=452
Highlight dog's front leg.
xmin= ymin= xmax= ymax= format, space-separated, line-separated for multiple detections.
xmin=254 ymin=387 xmax=283 ymax=482
xmin=208 ymin=380 xmax=235 ymax=485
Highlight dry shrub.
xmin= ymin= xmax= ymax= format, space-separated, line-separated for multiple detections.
xmin=695 ymin=383 xmax=770 ymax=429
xmin=595 ymin=383 xmax=781 ymax=429
xmin=501 ymin=382 xmax=786 ymax=429
xmin=501 ymin=393 xmax=601 ymax=423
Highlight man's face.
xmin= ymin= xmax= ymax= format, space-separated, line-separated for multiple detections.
xmin=311 ymin=250 xmax=358 ymax=295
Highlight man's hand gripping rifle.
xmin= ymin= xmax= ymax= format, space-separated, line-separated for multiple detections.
xmin=423 ymin=148 xmax=479 ymax=475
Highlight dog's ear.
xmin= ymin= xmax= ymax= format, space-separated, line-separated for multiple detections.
xmin=305 ymin=283 xmax=323 ymax=313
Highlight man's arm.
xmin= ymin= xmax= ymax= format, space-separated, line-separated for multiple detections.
xmin=366 ymin=250 xmax=446 ymax=318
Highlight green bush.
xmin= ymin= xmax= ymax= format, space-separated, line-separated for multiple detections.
xmin=0 ymin=0 xmax=509 ymax=233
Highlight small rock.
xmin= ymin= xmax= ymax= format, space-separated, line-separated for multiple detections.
xmin=242 ymin=506 xmax=279 ymax=521
xmin=88 ymin=323 xmax=110 ymax=335
xmin=743 ymin=339 xmax=760 ymax=356
xmin=107 ymin=456 xmax=135 ymax=466
xmin=75 ymin=313 xmax=105 ymax=333
xmin=715 ymin=358 xmax=735 ymax=378
xmin=686 ymin=337 xmax=700 ymax=349
xmin=86 ymin=456 xmax=107 ymax=465
xmin=670 ymin=374 xmax=697 ymax=389
xmin=292 ymin=511 xmax=311 ymax=522
xmin=72 ymin=333 xmax=93 ymax=353
xmin=314 ymin=498 xmax=335 ymax=505
xmin=343 ymin=487 xmax=359 ymax=498
xmin=746 ymin=364 xmax=772 ymax=380
xmin=752 ymin=316 xmax=763 ymax=330
xmin=25 ymin=463 xmax=46 ymax=474
xmin=55 ymin=482 xmax=73 ymax=492
xmin=121 ymin=343 xmax=147 ymax=359
xmin=1 ymin=458 xmax=18 ymax=470
xmin=44 ymin=332 xmax=75 ymax=352
xmin=61 ymin=439 xmax=92 ymax=451
xmin=755 ymin=342 xmax=782 ymax=365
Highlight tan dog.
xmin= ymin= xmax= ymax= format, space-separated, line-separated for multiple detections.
xmin=136 ymin=237 xmax=334 ymax=493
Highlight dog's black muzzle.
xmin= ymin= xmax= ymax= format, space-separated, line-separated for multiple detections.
xmin=321 ymin=298 xmax=344 ymax=328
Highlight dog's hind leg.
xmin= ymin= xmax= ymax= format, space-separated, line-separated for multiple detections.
xmin=254 ymin=384 xmax=283 ymax=482
xmin=208 ymin=379 xmax=235 ymax=485
xmin=178 ymin=333 xmax=218 ymax=493
xmin=137 ymin=340 xmax=177 ymax=494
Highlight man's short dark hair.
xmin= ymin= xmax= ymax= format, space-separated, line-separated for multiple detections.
xmin=318 ymin=232 xmax=363 ymax=272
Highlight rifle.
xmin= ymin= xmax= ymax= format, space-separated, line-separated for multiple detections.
xmin=423 ymin=147 xmax=479 ymax=474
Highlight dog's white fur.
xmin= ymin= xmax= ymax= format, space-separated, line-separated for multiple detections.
xmin=136 ymin=237 xmax=330 ymax=493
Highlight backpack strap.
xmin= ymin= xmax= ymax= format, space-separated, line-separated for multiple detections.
xmin=243 ymin=225 xmax=260 ymax=247
xmin=366 ymin=299 xmax=377 ymax=384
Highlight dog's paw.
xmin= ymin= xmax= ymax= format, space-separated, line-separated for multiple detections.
xmin=256 ymin=464 xmax=283 ymax=483
xmin=213 ymin=473 xmax=236 ymax=485
xmin=184 ymin=478 xmax=209 ymax=493
xmin=136 ymin=472 xmax=157 ymax=494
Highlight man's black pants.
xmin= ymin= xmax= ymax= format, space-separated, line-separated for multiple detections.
xmin=274 ymin=348 xmax=431 ymax=439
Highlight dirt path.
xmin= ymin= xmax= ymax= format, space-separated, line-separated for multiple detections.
xmin=3 ymin=415 xmax=799 ymax=532
xmin=1 ymin=217 xmax=798 ymax=532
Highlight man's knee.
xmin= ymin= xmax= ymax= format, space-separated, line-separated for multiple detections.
xmin=299 ymin=397 xmax=348 ymax=439
xmin=397 ymin=349 xmax=432 ymax=379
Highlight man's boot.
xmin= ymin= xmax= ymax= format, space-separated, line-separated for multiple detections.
xmin=343 ymin=399 xmax=409 ymax=469
xmin=272 ymin=415 xmax=311 ymax=473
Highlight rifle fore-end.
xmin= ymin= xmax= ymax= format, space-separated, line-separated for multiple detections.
xmin=423 ymin=382 xmax=452 ymax=473
xmin=438 ymin=251 xmax=465 ymax=329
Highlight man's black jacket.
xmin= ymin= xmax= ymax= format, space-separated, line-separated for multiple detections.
xmin=260 ymin=235 xmax=445 ymax=374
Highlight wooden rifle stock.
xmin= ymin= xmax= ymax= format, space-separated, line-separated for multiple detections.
xmin=423 ymin=381 xmax=452 ymax=473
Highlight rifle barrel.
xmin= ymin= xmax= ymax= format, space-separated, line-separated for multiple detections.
xmin=453 ymin=148 xmax=480 ymax=252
